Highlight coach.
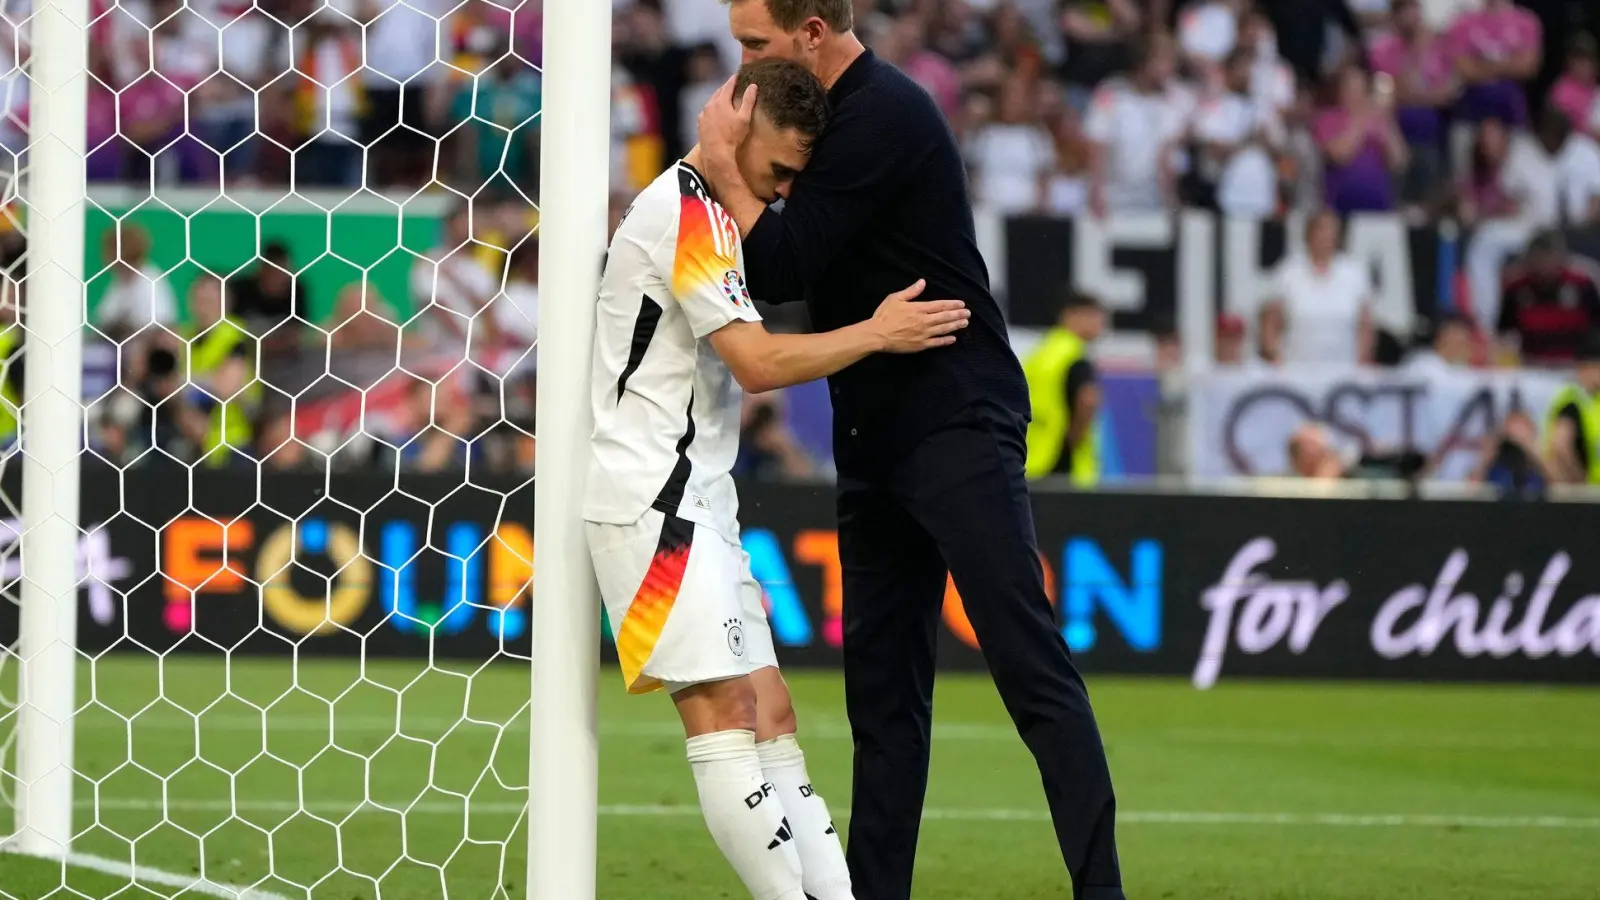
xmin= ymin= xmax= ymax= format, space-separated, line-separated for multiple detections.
xmin=696 ymin=2 xmax=1124 ymax=898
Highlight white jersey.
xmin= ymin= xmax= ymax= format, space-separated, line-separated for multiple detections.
xmin=584 ymin=161 xmax=762 ymax=542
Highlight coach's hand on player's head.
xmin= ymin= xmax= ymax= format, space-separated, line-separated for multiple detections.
xmin=869 ymin=279 xmax=969 ymax=353
xmin=698 ymin=75 xmax=757 ymax=195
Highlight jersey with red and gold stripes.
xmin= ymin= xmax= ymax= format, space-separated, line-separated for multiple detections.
xmin=583 ymin=161 xmax=763 ymax=543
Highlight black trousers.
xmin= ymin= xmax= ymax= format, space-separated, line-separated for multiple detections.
xmin=838 ymin=402 xmax=1124 ymax=900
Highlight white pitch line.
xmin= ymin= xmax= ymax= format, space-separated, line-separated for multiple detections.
xmin=67 ymin=715 xmax=1600 ymax=749
xmin=60 ymin=798 xmax=1600 ymax=830
xmin=2 ymin=848 xmax=291 ymax=900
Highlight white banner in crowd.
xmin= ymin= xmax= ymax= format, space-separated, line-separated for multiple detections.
xmin=1187 ymin=366 xmax=1571 ymax=481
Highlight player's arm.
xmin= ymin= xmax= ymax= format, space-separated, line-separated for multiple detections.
xmin=709 ymin=280 xmax=969 ymax=395
xmin=696 ymin=80 xmax=931 ymax=305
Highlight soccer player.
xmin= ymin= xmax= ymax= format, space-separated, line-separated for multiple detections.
xmin=583 ymin=58 xmax=970 ymax=900
xmin=697 ymin=3 xmax=1127 ymax=899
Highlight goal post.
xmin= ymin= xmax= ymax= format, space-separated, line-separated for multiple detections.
xmin=528 ymin=0 xmax=612 ymax=898
xmin=11 ymin=0 xmax=88 ymax=860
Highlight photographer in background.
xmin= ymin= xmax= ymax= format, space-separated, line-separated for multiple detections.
xmin=734 ymin=393 xmax=815 ymax=481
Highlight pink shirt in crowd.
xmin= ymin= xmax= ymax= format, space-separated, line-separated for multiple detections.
xmin=903 ymin=51 xmax=962 ymax=121
xmin=1368 ymin=33 xmax=1454 ymax=94
xmin=1446 ymin=5 xmax=1541 ymax=67
xmin=1549 ymin=75 xmax=1596 ymax=132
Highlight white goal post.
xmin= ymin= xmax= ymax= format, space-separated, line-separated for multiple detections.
xmin=528 ymin=1 xmax=611 ymax=899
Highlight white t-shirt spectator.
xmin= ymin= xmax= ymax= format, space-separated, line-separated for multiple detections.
xmin=362 ymin=0 xmax=442 ymax=87
xmin=410 ymin=249 xmax=498 ymax=360
xmin=1500 ymin=135 xmax=1561 ymax=227
xmin=1085 ymin=78 xmax=1190 ymax=210
xmin=1178 ymin=1 xmax=1239 ymax=63
xmin=1191 ymin=92 xmax=1282 ymax=217
xmin=1270 ymin=255 xmax=1372 ymax=365
xmin=96 ymin=265 xmax=179 ymax=334
xmin=966 ymin=122 xmax=1054 ymax=214
xmin=1554 ymin=133 xmax=1600 ymax=224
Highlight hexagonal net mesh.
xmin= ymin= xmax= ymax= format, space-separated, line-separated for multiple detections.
xmin=0 ymin=0 xmax=544 ymax=896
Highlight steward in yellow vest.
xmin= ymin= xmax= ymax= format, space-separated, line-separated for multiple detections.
xmin=1022 ymin=292 xmax=1106 ymax=486
xmin=1544 ymin=339 xmax=1600 ymax=484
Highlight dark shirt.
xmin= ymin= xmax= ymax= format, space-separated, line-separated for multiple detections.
xmin=1557 ymin=402 xmax=1588 ymax=472
xmin=1053 ymin=357 xmax=1096 ymax=475
xmin=740 ymin=50 xmax=1029 ymax=473
xmin=229 ymin=275 xmax=306 ymax=331
xmin=1496 ymin=268 xmax=1600 ymax=364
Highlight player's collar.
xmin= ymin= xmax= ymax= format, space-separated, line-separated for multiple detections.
xmin=828 ymin=48 xmax=876 ymax=105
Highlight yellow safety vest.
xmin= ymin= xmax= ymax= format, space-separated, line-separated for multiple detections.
xmin=0 ymin=327 xmax=18 ymax=445
xmin=203 ymin=397 xmax=255 ymax=468
xmin=187 ymin=318 xmax=249 ymax=378
xmin=1022 ymin=327 xmax=1099 ymax=486
xmin=1545 ymin=384 xmax=1600 ymax=485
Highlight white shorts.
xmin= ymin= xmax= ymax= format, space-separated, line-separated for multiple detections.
xmin=586 ymin=509 xmax=778 ymax=695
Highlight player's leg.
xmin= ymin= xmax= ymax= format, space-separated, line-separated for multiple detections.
xmin=836 ymin=474 xmax=948 ymax=900
xmin=588 ymin=513 xmax=805 ymax=900
xmin=893 ymin=402 xmax=1125 ymax=900
xmin=671 ymin=676 xmax=807 ymax=900
xmin=741 ymin=554 xmax=854 ymax=900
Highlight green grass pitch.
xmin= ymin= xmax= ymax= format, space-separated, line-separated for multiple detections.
xmin=0 ymin=656 xmax=1596 ymax=899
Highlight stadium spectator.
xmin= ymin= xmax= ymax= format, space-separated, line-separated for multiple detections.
xmin=734 ymin=393 xmax=815 ymax=480
xmin=1086 ymin=33 xmax=1187 ymax=214
xmin=617 ymin=2 xmax=695 ymax=166
xmin=876 ymin=14 xmax=962 ymax=121
xmin=1402 ymin=312 xmax=1477 ymax=374
xmin=1496 ymin=229 xmax=1600 ymax=365
xmin=228 ymin=241 xmax=306 ymax=349
xmin=1539 ymin=109 xmax=1600 ymax=224
xmin=1214 ymin=312 xmax=1252 ymax=366
xmin=1176 ymin=0 xmax=1247 ymax=82
xmin=1313 ymin=64 xmax=1409 ymax=214
xmin=409 ymin=203 xmax=500 ymax=365
xmin=381 ymin=375 xmax=478 ymax=473
xmin=1058 ymin=0 xmax=1142 ymax=111
xmin=1368 ymin=0 xmax=1457 ymax=207
xmin=1543 ymin=334 xmax=1600 ymax=484
xmin=358 ymin=0 xmax=447 ymax=186
xmin=449 ymin=38 xmax=543 ymax=199
xmin=679 ymin=44 xmax=730 ymax=154
xmin=1471 ymin=408 xmax=1550 ymax=498
xmin=1446 ymin=0 xmax=1542 ymax=130
xmin=966 ymin=73 xmax=1055 ymax=213
xmin=95 ymin=222 xmax=178 ymax=343
xmin=184 ymin=274 xmax=252 ymax=383
xmin=1458 ymin=117 xmax=1559 ymax=328
xmin=1023 ymin=291 xmax=1106 ymax=485
xmin=1252 ymin=0 xmax=1364 ymax=85
xmin=195 ymin=0 xmax=289 ymax=185
xmin=1548 ymin=35 xmax=1599 ymax=140
xmin=117 ymin=39 xmax=210 ymax=185
xmin=1189 ymin=47 xmax=1283 ymax=217
xmin=1286 ymin=422 xmax=1348 ymax=478
xmin=329 ymin=285 xmax=402 ymax=353
xmin=294 ymin=13 xmax=365 ymax=188
xmin=1237 ymin=8 xmax=1295 ymax=116
xmin=1261 ymin=209 xmax=1375 ymax=365
xmin=1042 ymin=97 xmax=1093 ymax=214
xmin=490 ymin=238 xmax=540 ymax=380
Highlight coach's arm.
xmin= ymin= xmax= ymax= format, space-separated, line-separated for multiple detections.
xmin=697 ymin=81 xmax=931 ymax=304
xmin=709 ymin=280 xmax=967 ymax=394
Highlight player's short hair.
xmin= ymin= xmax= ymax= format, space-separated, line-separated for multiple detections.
xmin=738 ymin=0 xmax=853 ymax=33
xmin=735 ymin=58 xmax=830 ymax=151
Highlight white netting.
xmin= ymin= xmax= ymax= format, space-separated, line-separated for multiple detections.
xmin=0 ymin=0 xmax=544 ymax=896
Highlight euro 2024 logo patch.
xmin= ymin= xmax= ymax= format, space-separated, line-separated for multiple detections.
xmin=720 ymin=269 xmax=751 ymax=308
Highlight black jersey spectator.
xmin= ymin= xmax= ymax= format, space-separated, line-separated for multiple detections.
xmin=1496 ymin=229 xmax=1600 ymax=364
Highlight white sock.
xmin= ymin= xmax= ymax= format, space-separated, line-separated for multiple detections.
xmin=686 ymin=729 xmax=807 ymax=900
xmin=757 ymin=734 xmax=854 ymax=900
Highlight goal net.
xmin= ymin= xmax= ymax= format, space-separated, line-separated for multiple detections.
xmin=0 ymin=0 xmax=609 ymax=896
